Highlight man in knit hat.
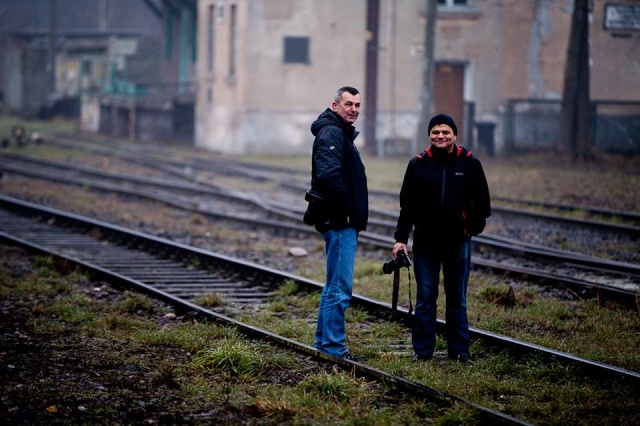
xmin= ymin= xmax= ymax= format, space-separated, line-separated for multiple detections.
xmin=391 ymin=113 xmax=491 ymax=363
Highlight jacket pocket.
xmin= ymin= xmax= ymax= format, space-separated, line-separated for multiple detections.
xmin=303 ymin=189 xmax=326 ymax=226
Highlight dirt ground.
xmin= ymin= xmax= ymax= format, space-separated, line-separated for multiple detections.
xmin=0 ymin=245 xmax=276 ymax=425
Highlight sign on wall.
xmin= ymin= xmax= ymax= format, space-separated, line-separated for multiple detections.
xmin=604 ymin=4 xmax=640 ymax=31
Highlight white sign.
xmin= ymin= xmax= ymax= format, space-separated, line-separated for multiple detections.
xmin=604 ymin=4 xmax=640 ymax=31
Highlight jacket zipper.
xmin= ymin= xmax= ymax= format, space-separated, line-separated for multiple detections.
xmin=440 ymin=166 xmax=446 ymax=206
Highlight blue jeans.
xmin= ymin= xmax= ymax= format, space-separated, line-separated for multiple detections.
xmin=314 ymin=227 xmax=358 ymax=356
xmin=412 ymin=237 xmax=471 ymax=358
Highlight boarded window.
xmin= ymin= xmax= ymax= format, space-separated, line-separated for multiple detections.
xmin=283 ymin=36 xmax=310 ymax=64
xmin=437 ymin=0 xmax=469 ymax=6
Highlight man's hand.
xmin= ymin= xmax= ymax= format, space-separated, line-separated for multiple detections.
xmin=392 ymin=242 xmax=408 ymax=258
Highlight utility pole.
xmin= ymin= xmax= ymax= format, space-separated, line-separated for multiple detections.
xmin=415 ymin=0 xmax=437 ymax=150
xmin=48 ymin=0 xmax=58 ymax=95
xmin=99 ymin=0 xmax=107 ymax=30
xmin=557 ymin=0 xmax=593 ymax=160
xmin=364 ymin=0 xmax=380 ymax=156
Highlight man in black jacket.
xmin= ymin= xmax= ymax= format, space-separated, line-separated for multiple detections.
xmin=306 ymin=86 xmax=368 ymax=361
xmin=392 ymin=113 xmax=491 ymax=363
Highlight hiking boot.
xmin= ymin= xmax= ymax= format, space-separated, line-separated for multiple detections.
xmin=450 ymin=353 xmax=470 ymax=363
xmin=412 ymin=353 xmax=433 ymax=363
xmin=341 ymin=352 xmax=366 ymax=362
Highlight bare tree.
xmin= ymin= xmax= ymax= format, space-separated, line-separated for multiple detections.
xmin=415 ymin=0 xmax=437 ymax=150
xmin=557 ymin=0 xmax=594 ymax=160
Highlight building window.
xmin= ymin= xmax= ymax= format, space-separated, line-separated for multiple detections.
xmin=229 ymin=4 xmax=237 ymax=77
xmin=165 ymin=13 xmax=173 ymax=60
xmin=207 ymin=4 xmax=214 ymax=73
xmin=437 ymin=0 xmax=469 ymax=6
xmin=283 ymin=36 xmax=310 ymax=64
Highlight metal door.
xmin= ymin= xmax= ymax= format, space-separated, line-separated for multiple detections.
xmin=434 ymin=63 xmax=465 ymax=145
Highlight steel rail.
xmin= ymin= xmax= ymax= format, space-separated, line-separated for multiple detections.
xmin=492 ymin=195 xmax=640 ymax=224
xmin=1 ymin=157 xmax=637 ymax=308
xmin=4 ymin=152 xmax=637 ymax=275
xmin=42 ymin=134 xmax=640 ymax=234
xmin=364 ymin=187 xmax=640 ymax=232
xmin=0 ymin=195 xmax=530 ymax=426
xmin=215 ymin=164 xmax=640 ymax=236
xmin=0 ymin=193 xmax=638 ymax=390
xmin=188 ymin=157 xmax=638 ymax=225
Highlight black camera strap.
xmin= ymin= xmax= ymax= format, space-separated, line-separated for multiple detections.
xmin=392 ymin=267 xmax=414 ymax=319
xmin=406 ymin=267 xmax=413 ymax=316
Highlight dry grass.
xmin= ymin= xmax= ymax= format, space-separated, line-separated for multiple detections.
xmin=241 ymin=150 xmax=640 ymax=212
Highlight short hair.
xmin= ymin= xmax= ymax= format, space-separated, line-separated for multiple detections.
xmin=333 ymin=86 xmax=360 ymax=104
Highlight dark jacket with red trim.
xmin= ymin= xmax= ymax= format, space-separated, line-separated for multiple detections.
xmin=308 ymin=108 xmax=368 ymax=232
xmin=393 ymin=145 xmax=491 ymax=248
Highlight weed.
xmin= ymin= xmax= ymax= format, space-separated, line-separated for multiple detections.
xmin=99 ymin=313 xmax=146 ymax=331
xmin=273 ymin=279 xmax=299 ymax=296
xmin=151 ymin=364 xmax=181 ymax=389
xmin=266 ymin=299 xmax=289 ymax=313
xmin=134 ymin=322 xmax=230 ymax=353
xmin=49 ymin=294 xmax=98 ymax=324
xmin=193 ymin=338 xmax=262 ymax=378
xmin=189 ymin=213 xmax=207 ymax=225
xmin=118 ymin=290 xmax=155 ymax=313
xmin=346 ymin=306 xmax=369 ymax=323
xmin=271 ymin=318 xmax=314 ymax=342
xmin=194 ymin=292 xmax=224 ymax=307
xmin=186 ymin=256 xmax=203 ymax=269
xmin=295 ymin=370 xmax=361 ymax=402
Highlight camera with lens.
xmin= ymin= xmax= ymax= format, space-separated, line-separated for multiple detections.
xmin=382 ymin=249 xmax=411 ymax=274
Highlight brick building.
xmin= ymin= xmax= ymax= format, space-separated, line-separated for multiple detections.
xmin=194 ymin=0 xmax=640 ymax=155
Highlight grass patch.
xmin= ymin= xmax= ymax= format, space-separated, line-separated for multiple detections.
xmin=296 ymin=370 xmax=362 ymax=401
xmin=193 ymin=292 xmax=224 ymax=307
xmin=193 ymin=338 xmax=265 ymax=378
xmin=134 ymin=321 xmax=231 ymax=353
xmin=48 ymin=294 xmax=99 ymax=324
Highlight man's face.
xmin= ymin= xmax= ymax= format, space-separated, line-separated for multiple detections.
xmin=429 ymin=124 xmax=456 ymax=152
xmin=332 ymin=92 xmax=361 ymax=124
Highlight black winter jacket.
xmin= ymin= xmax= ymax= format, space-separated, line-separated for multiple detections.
xmin=308 ymin=109 xmax=368 ymax=232
xmin=394 ymin=145 xmax=491 ymax=248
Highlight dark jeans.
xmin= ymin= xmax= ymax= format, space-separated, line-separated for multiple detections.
xmin=411 ymin=237 xmax=471 ymax=358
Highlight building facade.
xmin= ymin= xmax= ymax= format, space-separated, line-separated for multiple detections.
xmin=194 ymin=0 xmax=639 ymax=156
xmin=1 ymin=0 xmax=199 ymax=143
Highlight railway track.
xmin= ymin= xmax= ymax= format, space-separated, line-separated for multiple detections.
xmin=2 ymin=135 xmax=640 ymax=424
xmin=2 ymin=151 xmax=638 ymax=310
xmin=1 ymin=194 xmax=638 ymax=385
xmin=25 ymin=133 xmax=640 ymax=245
xmin=186 ymin=153 xmax=640 ymax=229
xmin=0 ymin=193 xmax=530 ymax=425
xmin=31 ymin=132 xmax=640 ymax=229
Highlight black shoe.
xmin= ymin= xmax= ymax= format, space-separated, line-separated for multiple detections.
xmin=450 ymin=353 xmax=470 ymax=363
xmin=412 ymin=353 xmax=433 ymax=363
xmin=341 ymin=352 xmax=366 ymax=362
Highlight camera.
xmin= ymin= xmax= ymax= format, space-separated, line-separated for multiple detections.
xmin=382 ymin=249 xmax=411 ymax=274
